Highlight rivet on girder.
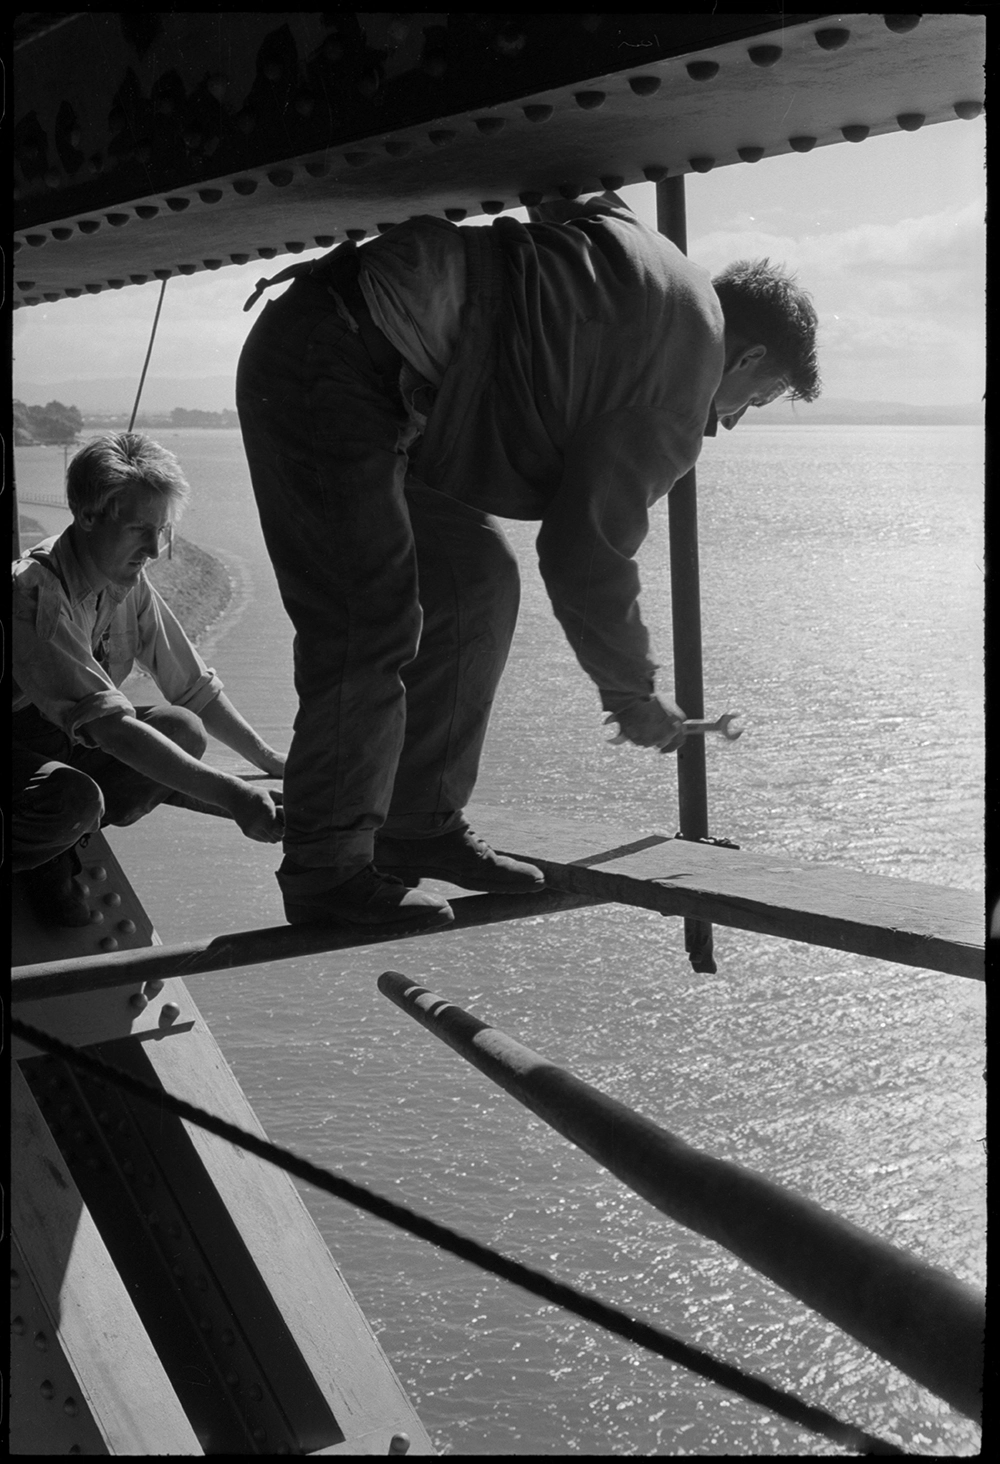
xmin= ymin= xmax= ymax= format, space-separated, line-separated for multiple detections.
xmin=233 ymin=178 xmax=258 ymax=195
xmin=89 ymin=909 xmax=104 ymax=925
xmin=284 ymin=242 xmax=305 ymax=253
xmin=896 ymin=112 xmax=925 ymax=132
xmin=129 ymin=992 xmax=149 ymax=1012
xmin=41 ymin=1380 xmax=55 ymax=1400
xmin=474 ymin=117 xmax=506 ymax=134
xmin=841 ymin=124 xmax=869 ymax=143
xmin=346 ymin=229 xmax=368 ymax=240
xmin=78 ymin=221 xmax=100 ymax=235
xmin=558 ymin=183 xmax=582 ymax=199
xmin=737 ymin=146 xmax=766 ymax=163
xmin=12 ymin=1316 xmax=25 ymax=1334
xmin=377 ymin=222 xmax=396 ymax=234
xmin=815 ymin=28 xmax=850 ymax=50
xmin=100 ymin=932 xmax=117 ymax=950
xmin=203 ymin=258 xmax=223 ymax=269
xmin=385 ymin=140 xmax=414 ymax=157
xmin=17 ymin=280 xmax=36 ymax=290
xmin=954 ymin=100 xmax=983 ymax=120
xmin=305 ymin=160 xmax=330 ymax=177
xmin=135 ymin=205 xmax=159 ymax=219
xmin=198 ymin=189 xmax=223 ymax=203
xmin=685 ymin=62 xmax=718 ymax=82
xmin=52 ymin=227 xmax=73 ymax=240
xmin=64 ymin=1398 xmax=79 ymax=1417
xmin=688 ymin=156 xmax=715 ymax=173
xmin=257 ymin=247 xmax=278 ymax=259
xmin=35 ymin=1332 xmax=48 ymax=1351
xmin=389 ymin=1436 xmax=411 ymax=1456
xmin=160 ymin=1003 xmax=182 ymax=1025
xmin=130 ymin=275 xmax=148 ymax=285
xmin=106 ymin=214 xmax=129 ymax=226
xmin=575 ymin=91 xmax=606 ymax=110
xmin=104 ymin=891 xmax=122 ymax=907
xmin=177 ymin=264 xmax=197 ymax=275
xmin=429 ymin=129 xmax=457 ymax=146
xmin=314 ymin=235 xmax=335 ymax=247
xmin=481 ymin=201 xmax=505 ymax=214
xmin=600 ymin=175 xmax=625 ymax=191
xmin=268 ymin=169 xmax=294 ymax=187
xmin=643 ymin=165 xmax=669 ymax=183
xmin=519 ymin=191 xmax=543 ymax=207
xmin=11 ymin=1270 xmax=21 ymax=1289
xmin=230 ymin=254 xmax=251 ymax=265
xmin=748 ymin=45 xmax=782 ymax=67
xmin=344 ymin=152 xmax=373 ymax=167
xmin=165 ymin=197 xmax=191 ymax=211
xmin=629 ymin=75 xmax=662 ymax=95
xmin=788 ymin=135 xmax=817 ymax=152
xmin=153 ymin=269 xmax=172 ymax=280
xmin=884 ymin=15 xmax=921 ymax=33
xmin=444 ymin=208 xmax=467 ymax=221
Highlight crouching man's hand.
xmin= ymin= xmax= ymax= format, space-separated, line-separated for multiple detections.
xmin=224 ymin=781 xmax=285 ymax=842
xmin=604 ymin=695 xmax=687 ymax=754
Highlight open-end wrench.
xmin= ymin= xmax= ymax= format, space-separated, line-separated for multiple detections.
xmin=682 ymin=714 xmax=743 ymax=741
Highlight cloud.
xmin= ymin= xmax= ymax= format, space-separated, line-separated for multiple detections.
xmin=690 ymin=198 xmax=985 ymax=404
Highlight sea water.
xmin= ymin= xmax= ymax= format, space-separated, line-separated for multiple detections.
xmin=14 ymin=427 xmax=985 ymax=1455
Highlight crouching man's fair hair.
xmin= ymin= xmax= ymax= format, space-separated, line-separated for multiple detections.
xmin=66 ymin=432 xmax=191 ymax=520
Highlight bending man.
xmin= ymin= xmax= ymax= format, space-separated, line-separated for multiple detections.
xmin=237 ymin=195 xmax=819 ymax=929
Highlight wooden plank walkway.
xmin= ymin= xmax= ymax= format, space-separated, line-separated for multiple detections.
xmin=480 ymin=806 xmax=984 ymax=981
xmin=12 ymin=806 xmax=983 ymax=997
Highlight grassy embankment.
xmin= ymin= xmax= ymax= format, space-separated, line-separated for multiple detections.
xmin=17 ymin=516 xmax=232 ymax=643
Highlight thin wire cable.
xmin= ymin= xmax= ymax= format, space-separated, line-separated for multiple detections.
xmin=128 ymin=277 xmax=168 ymax=432
xmin=11 ymin=1016 xmax=903 ymax=1456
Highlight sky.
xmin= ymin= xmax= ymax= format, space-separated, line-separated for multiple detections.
xmin=12 ymin=114 xmax=985 ymax=410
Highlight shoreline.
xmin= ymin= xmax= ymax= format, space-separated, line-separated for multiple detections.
xmin=146 ymin=534 xmax=234 ymax=644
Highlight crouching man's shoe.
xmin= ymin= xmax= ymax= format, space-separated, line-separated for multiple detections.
xmin=279 ymin=861 xmax=454 ymax=928
xmin=375 ymin=827 xmax=544 ymax=894
xmin=21 ymin=846 xmax=92 ymax=928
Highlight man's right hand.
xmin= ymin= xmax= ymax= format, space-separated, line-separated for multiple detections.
xmin=224 ymin=782 xmax=284 ymax=843
xmin=604 ymin=695 xmax=688 ymax=753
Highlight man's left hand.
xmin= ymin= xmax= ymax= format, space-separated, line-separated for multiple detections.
xmin=256 ymin=749 xmax=286 ymax=779
xmin=604 ymin=695 xmax=688 ymax=753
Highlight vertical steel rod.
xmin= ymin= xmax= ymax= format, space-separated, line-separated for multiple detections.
xmin=655 ymin=177 xmax=715 ymax=973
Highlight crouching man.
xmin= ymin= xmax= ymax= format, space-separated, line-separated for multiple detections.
xmin=12 ymin=431 xmax=285 ymax=926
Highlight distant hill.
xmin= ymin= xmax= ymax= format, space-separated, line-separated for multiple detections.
xmin=751 ymin=397 xmax=983 ymax=427
xmin=13 ymin=376 xmax=237 ymax=415
xmin=13 ymin=379 xmax=983 ymax=427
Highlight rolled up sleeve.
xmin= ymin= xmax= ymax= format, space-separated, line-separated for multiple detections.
xmin=134 ymin=578 xmax=224 ymax=714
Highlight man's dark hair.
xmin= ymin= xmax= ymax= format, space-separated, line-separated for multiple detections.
xmin=712 ymin=259 xmax=820 ymax=403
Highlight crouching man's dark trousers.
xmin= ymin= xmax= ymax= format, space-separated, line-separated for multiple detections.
xmin=12 ymin=704 xmax=208 ymax=872
xmin=237 ymin=278 xmax=520 ymax=872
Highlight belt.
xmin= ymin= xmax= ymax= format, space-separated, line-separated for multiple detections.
xmin=243 ymin=244 xmax=403 ymax=382
xmin=314 ymin=251 xmax=403 ymax=382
